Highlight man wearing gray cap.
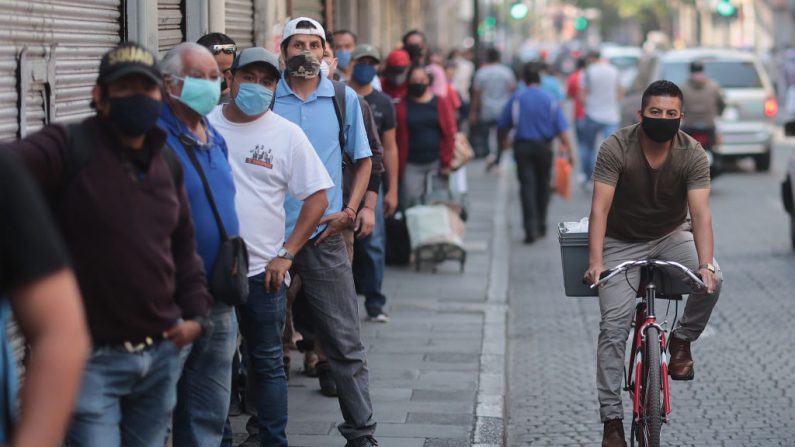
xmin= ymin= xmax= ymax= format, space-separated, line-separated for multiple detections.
xmin=208 ymin=47 xmax=333 ymax=446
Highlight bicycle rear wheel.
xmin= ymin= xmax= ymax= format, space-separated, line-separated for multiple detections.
xmin=639 ymin=326 xmax=662 ymax=447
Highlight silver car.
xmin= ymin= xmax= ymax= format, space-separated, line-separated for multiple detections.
xmin=621 ymin=49 xmax=778 ymax=172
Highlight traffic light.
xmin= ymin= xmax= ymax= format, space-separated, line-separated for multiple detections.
xmin=574 ymin=16 xmax=589 ymax=31
xmin=716 ymin=0 xmax=738 ymax=17
xmin=510 ymin=2 xmax=529 ymax=20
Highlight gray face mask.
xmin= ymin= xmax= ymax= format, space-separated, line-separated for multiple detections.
xmin=286 ymin=51 xmax=321 ymax=79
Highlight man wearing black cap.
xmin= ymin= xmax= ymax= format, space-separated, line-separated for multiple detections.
xmin=2 ymin=41 xmax=211 ymax=446
xmin=208 ymin=46 xmax=333 ymax=447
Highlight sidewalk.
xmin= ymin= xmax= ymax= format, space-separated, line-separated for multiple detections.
xmin=230 ymin=159 xmax=510 ymax=446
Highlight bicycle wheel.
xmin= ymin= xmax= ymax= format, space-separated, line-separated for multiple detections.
xmin=639 ymin=326 xmax=662 ymax=447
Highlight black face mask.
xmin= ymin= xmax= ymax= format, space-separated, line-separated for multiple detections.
xmin=641 ymin=116 xmax=680 ymax=143
xmin=407 ymin=83 xmax=428 ymax=98
xmin=405 ymin=44 xmax=424 ymax=62
xmin=106 ymin=95 xmax=162 ymax=137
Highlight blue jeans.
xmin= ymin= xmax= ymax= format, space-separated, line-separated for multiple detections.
xmin=578 ymin=116 xmax=618 ymax=181
xmin=172 ymin=302 xmax=237 ymax=447
xmin=66 ymin=340 xmax=182 ymax=447
xmin=237 ymin=273 xmax=287 ymax=447
xmin=354 ymin=187 xmax=387 ymax=312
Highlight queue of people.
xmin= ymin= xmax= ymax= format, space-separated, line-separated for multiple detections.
xmin=0 ymin=16 xmax=485 ymax=447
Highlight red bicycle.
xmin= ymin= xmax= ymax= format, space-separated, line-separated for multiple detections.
xmin=592 ymin=259 xmax=705 ymax=447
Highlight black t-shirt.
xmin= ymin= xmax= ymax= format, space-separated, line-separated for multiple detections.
xmin=365 ymin=90 xmax=397 ymax=135
xmin=0 ymin=150 xmax=69 ymax=293
xmin=406 ymin=97 xmax=442 ymax=164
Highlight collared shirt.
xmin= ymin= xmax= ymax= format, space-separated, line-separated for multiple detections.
xmin=274 ymin=74 xmax=372 ymax=238
xmin=497 ymin=86 xmax=568 ymax=141
xmin=158 ymin=103 xmax=240 ymax=276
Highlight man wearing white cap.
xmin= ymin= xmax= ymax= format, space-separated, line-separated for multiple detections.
xmin=208 ymin=47 xmax=333 ymax=446
xmin=274 ymin=17 xmax=378 ymax=447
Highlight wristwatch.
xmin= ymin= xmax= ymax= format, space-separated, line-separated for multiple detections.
xmin=277 ymin=247 xmax=294 ymax=261
xmin=698 ymin=263 xmax=715 ymax=273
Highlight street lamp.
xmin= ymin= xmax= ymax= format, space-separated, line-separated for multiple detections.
xmin=510 ymin=2 xmax=529 ymax=20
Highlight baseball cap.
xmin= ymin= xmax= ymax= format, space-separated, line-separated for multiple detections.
xmin=385 ymin=49 xmax=410 ymax=67
xmin=690 ymin=61 xmax=704 ymax=73
xmin=352 ymin=44 xmax=381 ymax=63
xmin=282 ymin=17 xmax=326 ymax=44
xmin=232 ymin=47 xmax=281 ymax=77
xmin=98 ymin=42 xmax=162 ymax=86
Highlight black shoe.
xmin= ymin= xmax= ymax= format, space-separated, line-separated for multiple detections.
xmin=317 ymin=362 xmax=338 ymax=397
xmin=523 ymin=235 xmax=536 ymax=244
xmin=345 ymin=435 xmax=379 ymax=447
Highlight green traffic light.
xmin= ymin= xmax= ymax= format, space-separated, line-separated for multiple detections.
xmin=574 ymin=17 xmax=589 ymax=31
xmin=510 ymin=3 xmax=529 ymax=20
xmin=485 ymin=16 xmax=497 ymax=28
xmin=716 ymin=0 xmax=737 ymax=17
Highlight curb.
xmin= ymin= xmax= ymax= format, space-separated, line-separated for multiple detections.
xmin=472 ymin=154 xmax=512 ymax=447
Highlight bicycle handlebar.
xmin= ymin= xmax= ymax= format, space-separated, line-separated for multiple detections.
xmin=590 ymin=259 xmax=707 ymax=291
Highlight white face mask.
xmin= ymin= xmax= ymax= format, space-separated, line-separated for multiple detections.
xmin=320 ymin=60 xmax=330 ymax=79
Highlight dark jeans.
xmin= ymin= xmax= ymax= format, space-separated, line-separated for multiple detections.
xmin=514 ymin=139 xmax=554 ymax=239
xmin=237 ymin=274 xmax=288 ymax=447
xmin=294 ymin=233 xmax=376 ymax=440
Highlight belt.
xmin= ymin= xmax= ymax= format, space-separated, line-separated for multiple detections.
xmin=95 ymin=335 xmax=165 ymax=353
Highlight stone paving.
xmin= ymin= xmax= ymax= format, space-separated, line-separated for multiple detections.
xmin=505 ymin=143 xmax=795 ymax=446
xmin=231 ymin=160 xmax=508 ymax=447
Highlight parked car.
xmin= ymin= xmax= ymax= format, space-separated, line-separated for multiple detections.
xmin=781 ymin=121 xmax=795 ymax=249
xmin=621 ymin=48 xmax=778 ymax=172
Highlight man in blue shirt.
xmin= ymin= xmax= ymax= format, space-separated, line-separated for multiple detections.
xmin=274 ymin=17 xmax=377 ymax=447
xmin=158 ymin=42 xmax=240 ymax=446
xmin=498 ymin=62 xmax=572 ymax=244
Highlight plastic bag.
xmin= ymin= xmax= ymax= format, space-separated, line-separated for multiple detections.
xmin=554 ymin=156 xmax=572 ymax=200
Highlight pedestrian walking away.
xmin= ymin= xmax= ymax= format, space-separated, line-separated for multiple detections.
xmin=0 ymin=150 xmax=89 ymax=447
xmin=4 ymin=42 xmax=212 ymax=447
xmin=583 ymin=80 xmax=722 ymax=447
xmin=497 ymin=62 xmax=572 ymax=244
xmin=469 ymin=47 xmax=517 ymax=164
xmin=208 ymin=46 xmax=333 ymax=447
xmin=273 ymin=16 xmax=378 ymax=447
xmin=578 ymin=50 xmax=623 ymax=187
xmin=157 ymin=41 xmax=243 ymax=447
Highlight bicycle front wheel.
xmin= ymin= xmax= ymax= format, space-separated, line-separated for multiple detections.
xmin=639 ymin=326 xmax=662 ymax=447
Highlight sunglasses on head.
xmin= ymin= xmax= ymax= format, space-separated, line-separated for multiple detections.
xmin=211 ymin=44 xmax=236 ymax=55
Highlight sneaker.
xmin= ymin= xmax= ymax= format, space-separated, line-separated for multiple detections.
xmin=317 ymin=362 xmax=338 ymax=397
xmin=366 ymin=308 xmax=390 ymax=323
xmin=345 ymin=435 xmax=379 ymax=447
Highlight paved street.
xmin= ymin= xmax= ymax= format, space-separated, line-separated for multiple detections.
xmin=506 ymin=139 xmax=795 ymax=446
xmin=231 ymin=159 xmax=507 ymax=447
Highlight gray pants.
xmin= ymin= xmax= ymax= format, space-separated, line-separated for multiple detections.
xmin=293 ymin=233 xmax=376 ymax=439
xmin=400 ymin=161 xmax=447 ymax=209
xmin=597 ymin=226 xmax=722 ymax=421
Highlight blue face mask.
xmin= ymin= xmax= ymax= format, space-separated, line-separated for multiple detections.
xmin=234 ymin=83 xmax=274 ymax=116
xmin=352 ymin=64 xmax=377 ymax=85
xmin=172 ymin=75 xmax=221 ymax=116
xmin=336 ymin=50 xmax=352 ymax=69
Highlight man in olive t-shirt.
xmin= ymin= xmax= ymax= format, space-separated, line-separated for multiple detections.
xmin=583 ymin=80 xmax=722 ymax=447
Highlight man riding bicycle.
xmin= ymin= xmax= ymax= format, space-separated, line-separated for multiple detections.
xmin=583 ymin=80 xmax=722 ymax=447
xmin=680 ymin=61 xmax=725 ymax=175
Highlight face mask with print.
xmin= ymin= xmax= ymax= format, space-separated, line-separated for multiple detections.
xmin=234 ymin=83 xmax=274 ymax=116
xmin=171 ymin=75 xmax=221 ymax=116
xmin=286 ymin=52 xmax=321 ymax=79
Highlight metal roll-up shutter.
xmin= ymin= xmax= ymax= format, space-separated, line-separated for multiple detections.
xmin=226 ymin=0 xmax=254 ymax=48
xmin=0 ymin=0 xmax=121 ymax=140
xmin=292 ymin=0 xmax=324 ymax=23
xmin=158 ymin=0 xmax=185 ymax=56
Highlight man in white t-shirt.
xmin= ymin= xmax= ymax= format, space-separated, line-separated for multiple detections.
xmin=578 ymin=50 xmax=623 ymax=185
xmin=207 ymin=47 xmax=332 ymax=446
